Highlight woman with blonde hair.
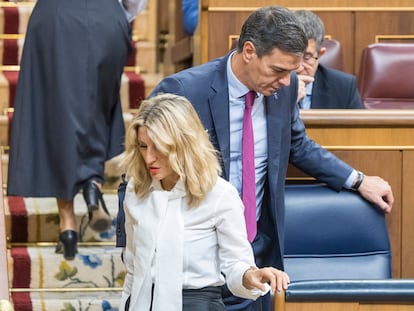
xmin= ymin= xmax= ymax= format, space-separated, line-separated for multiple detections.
xmin=119 ymin=93 xmax=289 ymax=310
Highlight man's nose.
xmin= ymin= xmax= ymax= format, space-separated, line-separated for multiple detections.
xmin=279 ymin=73 xmax=291 ymax=86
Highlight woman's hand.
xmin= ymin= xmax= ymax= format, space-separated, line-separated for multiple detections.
xmin=242 ymin=266 xmax=290 ymax=293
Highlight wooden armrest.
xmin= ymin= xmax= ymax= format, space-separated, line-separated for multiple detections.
xmin=272 ymin=290 xmax=286 ymax=311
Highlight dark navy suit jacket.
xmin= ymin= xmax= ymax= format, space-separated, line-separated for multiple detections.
xmin=311 ymin=65 xmax=363 ymax=109
xmin=149 ymin=52 xmax=353 ymax=270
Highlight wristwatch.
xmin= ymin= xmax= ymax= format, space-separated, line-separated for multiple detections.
xmin=351 ymin=171 xmax=365 ymax=191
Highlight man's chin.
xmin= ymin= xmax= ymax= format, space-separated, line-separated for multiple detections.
xmin=263 ymin=88 xmax=279 ymax=96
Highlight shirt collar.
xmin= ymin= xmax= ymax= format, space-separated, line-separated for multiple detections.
xmin=150 ymin=179 xmax=186 ymax=198
xmin=227 ymin=51 xmax=250 ymax=100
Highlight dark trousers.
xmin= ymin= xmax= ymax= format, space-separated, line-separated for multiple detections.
xmin=125 ymin=286 xmax=225 ymax=311
xmin=183 ymin=286 xmax=226 ymax=311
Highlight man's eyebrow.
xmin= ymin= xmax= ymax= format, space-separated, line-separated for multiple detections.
xmin=270 ymin=65 xmax=291 ymax=72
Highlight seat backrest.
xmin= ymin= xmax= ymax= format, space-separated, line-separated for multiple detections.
xmin=358 ymin=43 xmax=414 ymax=109
xmin=283 ymin=184 xmax=391 ymax=282
xmin=319 ymin=39 xmax=344 ymax=71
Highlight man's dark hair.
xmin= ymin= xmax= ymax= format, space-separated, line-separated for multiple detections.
xmin=294 ymin=10 xmax=325 ymax=53
xmin=237 ymin=6 xmax=307 ymax=58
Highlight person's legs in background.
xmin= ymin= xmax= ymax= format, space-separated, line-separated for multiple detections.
xmin=55 ymin=198 xmax=77 ymax=260
xmin=55 ymin=179 xmax=111 ymax=260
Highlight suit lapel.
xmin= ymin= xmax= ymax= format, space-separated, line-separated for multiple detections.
xmin=265 ymin=93 xmax=282 ymax=178
xmin=209 ymin=54 xmax=231 ymax=179
xmin=312 ymin=66 xmax=329 ymax=108
xmin=266 ymin=81 xmax=296 ymax=187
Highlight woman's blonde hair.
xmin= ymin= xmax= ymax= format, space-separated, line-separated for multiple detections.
xmin=119 ymin=93 xmax=222 ymax=207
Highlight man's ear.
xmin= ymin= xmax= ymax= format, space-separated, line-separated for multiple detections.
xmin=243 ymin=41 xmax=256 ymax=61
xmin=319 ymin=47 xmax=327 ymax=57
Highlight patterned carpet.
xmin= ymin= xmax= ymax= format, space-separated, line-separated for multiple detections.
xmin=5 ymin=193 xmax=126 ymax=311
xmin=11 ymin=291 xmax=122 ymax=311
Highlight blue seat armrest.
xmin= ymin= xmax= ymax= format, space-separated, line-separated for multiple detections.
xmin=285 ymin=279 xmax=414 ymax=302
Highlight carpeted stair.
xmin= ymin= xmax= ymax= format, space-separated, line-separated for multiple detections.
xmin=5 ymin=192 xmax=127 ymax=310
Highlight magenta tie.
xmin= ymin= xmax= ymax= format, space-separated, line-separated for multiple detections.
xmin=242 ymin=91 xmax=257 ymax=242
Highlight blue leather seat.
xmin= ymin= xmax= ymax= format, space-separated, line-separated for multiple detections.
xmin=284 ymin=183 xmax=391 ymax=281
xmin=275 ymin=183 xmax=414 ymax=308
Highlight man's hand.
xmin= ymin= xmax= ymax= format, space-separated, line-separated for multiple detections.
xmin=242 ymin=266 xmax=290 ymax=294
xmin=357 ymin=175 xmax=394 ymax=213
xmin=296 ymin=75 xmax=314 ymax=103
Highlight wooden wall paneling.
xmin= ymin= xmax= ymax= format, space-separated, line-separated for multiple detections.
xmin=354 ymin=11 xmax=414 ymax=76
xmin=305 ymin=127 xmax=414 ymax=146
xmin=313 ymin=11 xmax=355 ymax=74
xmin=197 ymin=8 xmax=209 ymax=65
xmin=205 ymin=11 xmax=250 ymax=63
xmin=402 ymin=150 xmax=414 ymax=277
xmin=300 ymin=109 xmax=414 ymax=146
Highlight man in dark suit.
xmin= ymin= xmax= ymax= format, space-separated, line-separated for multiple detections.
xmin=150 ymin=6 xmax=392 ymax=311
xmin=294 ymin=9 xmax=363 ymax=109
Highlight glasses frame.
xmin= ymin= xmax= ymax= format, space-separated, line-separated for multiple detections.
xmin=303 ymin=52 xmax=319 ymax=64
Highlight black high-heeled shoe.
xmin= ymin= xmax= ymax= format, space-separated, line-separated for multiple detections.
xmin=55 ymin=230 xmax=78 ymax=260
xmin=82 ymin=180 xmax=112 ymax=232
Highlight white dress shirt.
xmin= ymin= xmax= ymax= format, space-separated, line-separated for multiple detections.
xmin=120 ymin=177 xmax=265 ymax=310
xmin=120 ymin=0 xmax=148 ymax=22
xmin=299 ymin=82 xmax=313 ymax=109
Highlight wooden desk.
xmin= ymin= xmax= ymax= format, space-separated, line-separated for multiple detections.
xmin=287 ymin=109 xmax=414 ymax=278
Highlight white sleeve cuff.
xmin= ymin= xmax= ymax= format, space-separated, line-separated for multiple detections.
xmin=120 ymin=0 xmax=148 ymax=22
xmin=226 ymin=263 xmax=269 ymax=300
xmin=344 ymin=169 xmax=358 ymax=189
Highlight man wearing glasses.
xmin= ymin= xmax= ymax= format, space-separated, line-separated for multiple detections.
xmin=295 ymin=10 xmax=363 ymax=109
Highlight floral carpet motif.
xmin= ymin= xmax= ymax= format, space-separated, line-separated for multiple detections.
xmin=6 ymin=193 xmax=127 ymax=310
xmin=11 ymin=291 xmax=122 ymax=311
xmin=5 ymin=194 xmax=120 ymax=243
